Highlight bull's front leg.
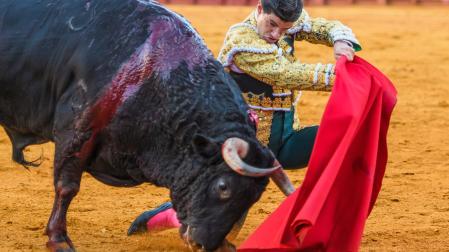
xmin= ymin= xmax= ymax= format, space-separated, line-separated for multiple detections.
xmin=45 ymin=155 xmax=83 ymax=252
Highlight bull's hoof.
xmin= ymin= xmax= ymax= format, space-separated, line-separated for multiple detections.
xmin=127 ymin=202 xmax=173 ymax=235
xmin=46 ymin=241 xmax=76 ymax=252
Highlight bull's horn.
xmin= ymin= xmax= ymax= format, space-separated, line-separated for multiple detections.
xmin=269 ymin=160 xmax=295 ymax=196
xmin=221 ymin=137 xmax=295 ymax=196
xmin=222 ymin=138 xmax=280 ymax=177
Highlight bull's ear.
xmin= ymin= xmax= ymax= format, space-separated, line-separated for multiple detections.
xmin=193 ymin=134 xmax=219 ymax=158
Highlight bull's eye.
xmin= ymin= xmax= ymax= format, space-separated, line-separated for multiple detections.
xmin=217 ymin=179 xmax=231 ymax=200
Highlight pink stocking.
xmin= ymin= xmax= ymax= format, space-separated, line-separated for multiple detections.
xmin=146 ymin=208 xmax=181 ymax=231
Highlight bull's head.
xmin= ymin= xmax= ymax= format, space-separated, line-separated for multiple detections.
xmin=172 ymin=135 xmax=294 ymax=252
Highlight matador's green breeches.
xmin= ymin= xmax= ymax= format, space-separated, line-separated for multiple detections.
xmin=267 ymin=111 xmax=318 ymax=169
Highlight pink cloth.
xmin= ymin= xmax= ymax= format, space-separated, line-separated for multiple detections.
xmin=238 ymin=56 xmax=397 ymax=252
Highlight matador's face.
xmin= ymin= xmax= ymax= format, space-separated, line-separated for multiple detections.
xmin=255 ymin=4 xmax=294 ymax=44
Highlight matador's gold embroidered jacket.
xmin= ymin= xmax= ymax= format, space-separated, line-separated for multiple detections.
xmin=217 ymin=9 xmax=361 ymax=145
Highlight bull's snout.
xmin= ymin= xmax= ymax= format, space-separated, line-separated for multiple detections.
xmin=181 ymin=225 xmax=236 ymax=252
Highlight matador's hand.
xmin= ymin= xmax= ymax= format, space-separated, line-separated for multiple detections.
xmin=334 ymin=40 xmax=355 ymax=61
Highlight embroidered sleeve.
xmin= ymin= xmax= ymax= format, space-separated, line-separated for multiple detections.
xmin=233 ymin=51 xmax=335 ymax=91
xmin=286 ymin=9 xmax=361 ymax=51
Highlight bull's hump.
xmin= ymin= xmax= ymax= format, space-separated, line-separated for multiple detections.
xmin=138 ymin=0 xmax=212 ymax=77
xmin=74 ymin=1 xmax=214 ymax=161
xmin=90 ymin=0 xmax=213 ymax=125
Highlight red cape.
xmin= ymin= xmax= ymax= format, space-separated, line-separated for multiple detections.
xmin=238 ymin=56 xmax=397 ymax=252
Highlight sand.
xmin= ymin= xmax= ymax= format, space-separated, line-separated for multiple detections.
xmin=1 ymin=5 xmax=448 ymax=252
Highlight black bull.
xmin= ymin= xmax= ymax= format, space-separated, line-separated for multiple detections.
xmin=0 ymin=1 xmax=294 ymax=251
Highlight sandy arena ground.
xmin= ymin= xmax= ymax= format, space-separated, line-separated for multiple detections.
xmin=1 ymin=5 xmax=449 ymax=252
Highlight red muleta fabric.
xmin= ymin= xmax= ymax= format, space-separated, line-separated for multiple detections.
xmin=238 ymin=56 xmax=397 ymax=252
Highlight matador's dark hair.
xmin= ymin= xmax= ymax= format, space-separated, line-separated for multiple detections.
xmin=261 ymin=0 xmax=303 ymax=22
